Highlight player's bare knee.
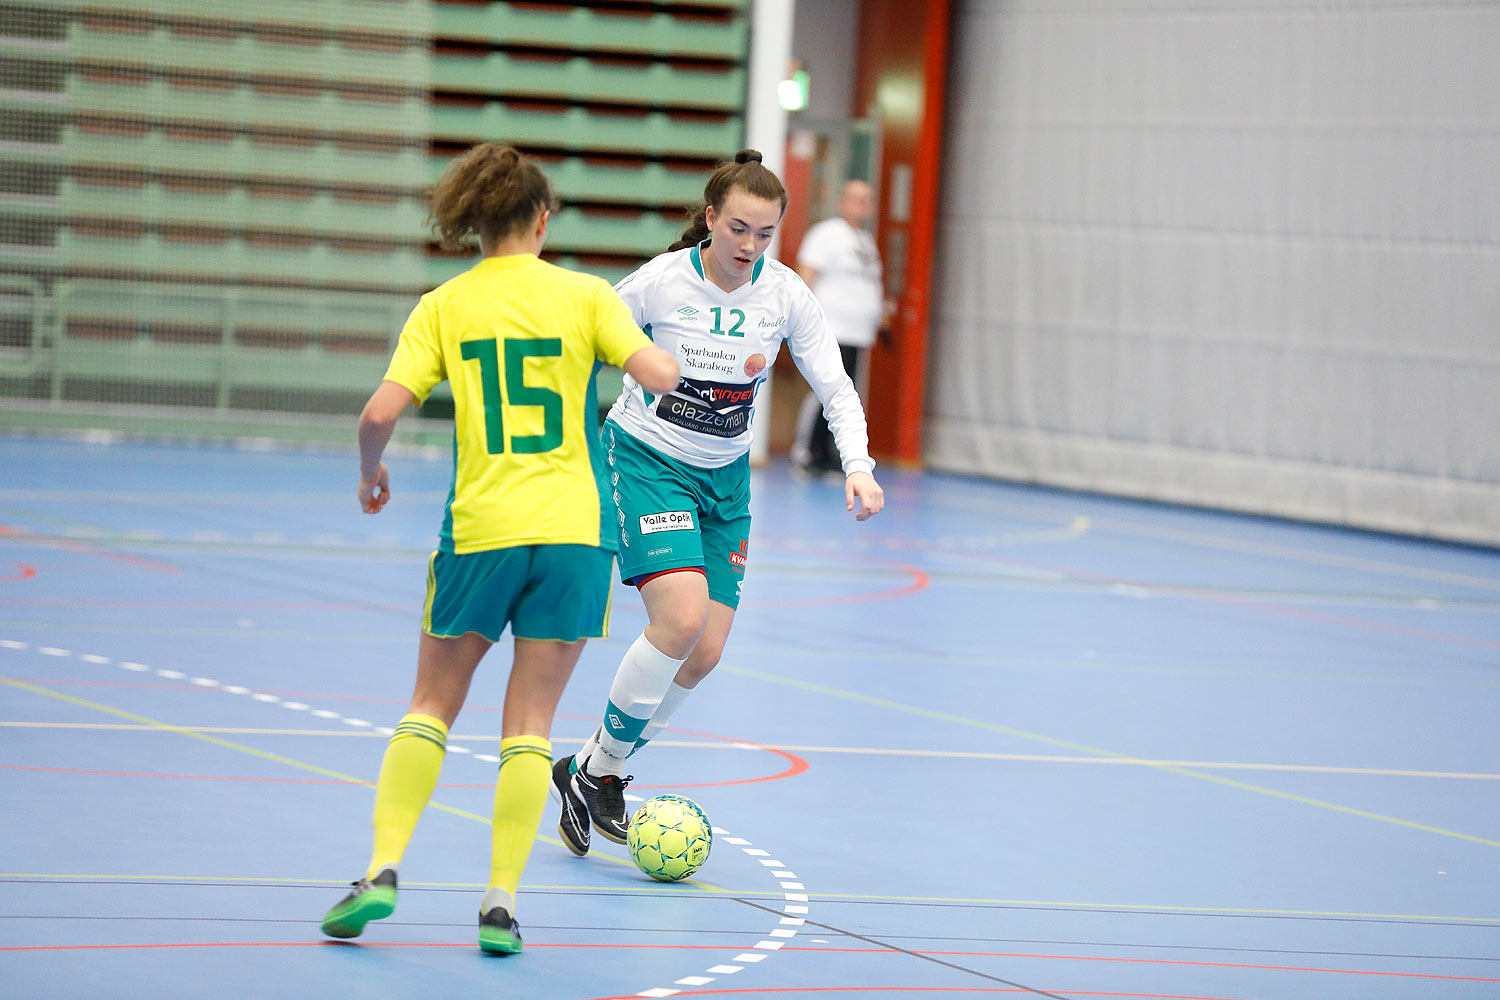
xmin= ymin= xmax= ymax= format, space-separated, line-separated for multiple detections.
xmin=678 ymin=651 xmax=719 ymax=686
xmin=645 ymin=609 xmax=708 ymax=659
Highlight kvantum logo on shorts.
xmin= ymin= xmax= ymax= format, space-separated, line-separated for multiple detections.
xmin=640 ymin=510 xmax=695 ymax=534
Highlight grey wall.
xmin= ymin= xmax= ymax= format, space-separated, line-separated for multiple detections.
xmin=927 ymin=0 xmax=1500 ymax=545
xmin=791 ymin=0 xmax=860 ymax=119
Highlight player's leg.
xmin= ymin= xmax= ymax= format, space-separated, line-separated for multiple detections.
xmin=790 ymin=388 xmax=823 ymax=472
xmin=483 ymin=544 xmax=610 ymax=951
xmin=322 ymin=628 xmax=490 ymax=939
xmin=630 ymin=599 xmax=736 ymax=754
xmin=628 ymin=478 xmax=749 ymax=757
xmin=324 ymin=547 xmax=520 ymax=939
xmin=610 ymin=455 xmax=750 ymax=769
xmin=816 ymin=344 xmax=861 ymax=473
xmin=562 ymin=426 xmax=707 ymax=847
xmin=569 ymin=570 xmax=706 ymax=845
xmin=482 ymin=635 xmax=587 ymax=954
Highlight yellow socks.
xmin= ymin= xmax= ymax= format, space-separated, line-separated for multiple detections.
xmin=365 ymin=713 xmax=448 ymax=879
xmin=487 ymin=735 xmax=552 ymax=907
xmin=362 ymin=721 xmax=550 ymax=918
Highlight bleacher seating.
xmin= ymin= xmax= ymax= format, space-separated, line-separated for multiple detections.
xmin=0 ymin=0 xmax=749 ymax=438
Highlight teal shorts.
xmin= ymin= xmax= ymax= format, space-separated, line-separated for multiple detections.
xmin=603 ymin=419 xmax=751 ymax=609
xmin=423 ymin=544 xmax=615 ymax=642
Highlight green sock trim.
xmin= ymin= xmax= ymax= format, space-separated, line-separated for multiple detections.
xmin=602 ymin=699 xmax=650 ymax=744
xmin=393 ymin=719 xmax=447 ymax=751
xmin=499 ymin=742 xmax=551 ymax=766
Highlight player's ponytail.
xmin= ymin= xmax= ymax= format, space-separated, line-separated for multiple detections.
xmin=667 ymin=148 xmax=788 ymax=252
xmin=429 ymin=142 xmax=560 ymax=251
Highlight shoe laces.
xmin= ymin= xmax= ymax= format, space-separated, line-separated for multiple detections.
xmin=594 ymin=773 xmax=632 ymax=809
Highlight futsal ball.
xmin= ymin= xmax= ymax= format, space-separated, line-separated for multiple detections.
xmin=627 ymin=794 xmax=712 ymax=882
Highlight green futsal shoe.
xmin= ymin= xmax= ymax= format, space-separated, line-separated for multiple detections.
xmin=478 ymin=905 xmax=523 ymax=954
xmin=321 ymin=868 xmax=397 ymax=939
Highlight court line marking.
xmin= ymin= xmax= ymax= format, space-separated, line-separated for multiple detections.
xmin=6 ymin=726 xmax=1497 ymax=782
xmin=7 ymin=939 xmax=1491 ymax=987
xmin=2 ymin=872 xmax=1494 ymax=925
xmin=0 ymin=524 xmax=180 ymax=575
xmin=926 ymin=493 xmax=1500 ymax=594
xmin=721 ymin=666 xmax=1500 ymax=849
xmin=921 ymin=544 xmax=1500 ymax=652
xmin=0 ymin=675 xmax=645 ymax=875
xmin=0 ymin=640 xmax=812 ymax=789
xmin=0 ymin=668 xmax=809 ymax=983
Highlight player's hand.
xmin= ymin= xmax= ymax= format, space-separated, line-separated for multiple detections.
xmin=358 ymin=463 xmax=391 ymax=514
xmin=845 ymin=471 xmax=884 ymax=521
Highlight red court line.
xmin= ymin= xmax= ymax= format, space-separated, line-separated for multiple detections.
xmin=1 ymin=940 xmax=1492 ymax=985
xmin=0 ymin=525 xmax=179 ymax=575
xmin=629 ymin=723 xmax=810 ymax=790
xmin=586 ymin=991 xmax=1248 ymax=1000
xmin=744 ymin=544 xmax=931 ymax=608
xmin=1 ymin=562 xmax=37 ymax=583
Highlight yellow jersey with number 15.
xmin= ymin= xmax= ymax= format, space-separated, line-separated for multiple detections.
xmin=382 ymin=253 xmax=653 ymax=554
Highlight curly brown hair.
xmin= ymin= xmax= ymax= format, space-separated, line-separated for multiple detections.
xmin=667 ymin=149 xmax=788 ymax=252
xmin=428 ymin=142 xmax=560 ymax=251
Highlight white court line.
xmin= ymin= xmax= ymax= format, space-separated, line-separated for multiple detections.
xmin=4 ymin=637 xmax=812 ymax=991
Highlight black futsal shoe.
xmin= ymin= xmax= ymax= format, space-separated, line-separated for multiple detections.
xmin=320 ymin=867 xmax=397 ymax=939
xmin=573 ymin=765 xmax=632 ymax=845
xmin=478 ymin=905 xmax=523 ymax=954
xmin=552 ymin=754 xmax=590 ymax=856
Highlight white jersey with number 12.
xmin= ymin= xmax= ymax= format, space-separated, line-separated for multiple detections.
xmin=606 ymin=242 xmax=874 ymax=473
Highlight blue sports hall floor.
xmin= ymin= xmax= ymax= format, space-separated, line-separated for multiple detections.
xmin=1 ymin=432 xmax=1497 ymax=999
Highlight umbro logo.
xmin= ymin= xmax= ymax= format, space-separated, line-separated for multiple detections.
xmin=677 ymin=305 xmax=700 ymax=317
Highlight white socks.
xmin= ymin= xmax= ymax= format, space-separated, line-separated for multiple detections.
xmin=637 ymin=681 xmax=693 ymax=748
xmin=585 ymin=634 xmax=685 ymax=776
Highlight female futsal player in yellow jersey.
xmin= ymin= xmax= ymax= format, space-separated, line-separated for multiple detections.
xmin=319 ymin=142 xmax=678 ymax=953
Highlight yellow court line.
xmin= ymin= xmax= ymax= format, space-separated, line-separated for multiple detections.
xmin=730 ymin=744 xmax=1500 ymax=782
xmin=0 ymin=676 xmax=670 ymax=882
xmin=0 ymin=873 xmax=714 ymax=894
xmin=2 ymin=873 xmax=1494 ymax=925
xmin=9 ymin=723 xmax=1499 ymax=782
xmin=722 ymin=666 xmax=1500 ymax=849
xmin=0 ymin=722 xmax=391 ymax=736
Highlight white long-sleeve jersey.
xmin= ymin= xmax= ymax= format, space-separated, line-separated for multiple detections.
xmin=606 ymin=243 xmax=875 ymax=474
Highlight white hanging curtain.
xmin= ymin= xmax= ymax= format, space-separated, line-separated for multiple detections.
xmin=927 ymin=0 xmax=1500 ymax=545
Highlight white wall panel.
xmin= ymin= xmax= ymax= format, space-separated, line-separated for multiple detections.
xmin=929 ymin=0 xmax=1500 ymax=544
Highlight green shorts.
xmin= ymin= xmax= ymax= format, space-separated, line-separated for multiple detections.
xmin=604 ymin=419 xmax=751 ymax=609
xmin=423 ymin=544 xmax=615 ymax=642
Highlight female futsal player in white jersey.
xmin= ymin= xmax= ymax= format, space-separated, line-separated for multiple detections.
xmin=552 ymin=149 xmax=885 ymax=853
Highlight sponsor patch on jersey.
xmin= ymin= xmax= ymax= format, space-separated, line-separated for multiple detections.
xmin=640 ymin=510 xmax=696 ymax=534
xmin=655 ymin=375 xmax=757 ymax=438
xmin=744 ymin=353 xmax=767 ymax=377
xmin=658 ymin=395 xmax=752 ymax=438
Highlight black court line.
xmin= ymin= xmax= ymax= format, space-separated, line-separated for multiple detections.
xmin=4 ymin=909 xmax=1494 ymax=967
xmin=732 ymin=896 xmax=1074 ymax=1000
xmin=793 ymin=896 xmax=1500 ymax=930
xmin=5 ymin=879 xmax=1495 ymax=931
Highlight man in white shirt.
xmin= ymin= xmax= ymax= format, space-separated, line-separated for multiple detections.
xmin=792 ymin=179 xmax=889 ymax=475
